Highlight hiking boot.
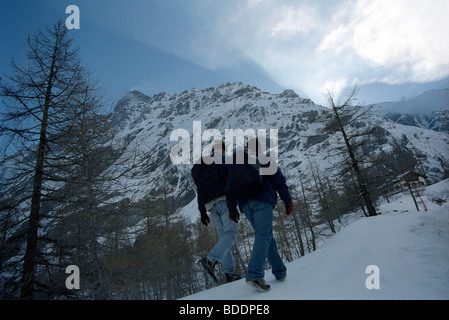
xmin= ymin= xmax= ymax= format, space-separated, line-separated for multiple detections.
xmin=198 ymin=257 xmax=217 ymax=282
xmin=225 ymin=273 xmax=242 ymax=283
xmin=246 ymin=279 xmax=271 ymax=292
xmin=276 ymin=274 xmax=286 ymax=282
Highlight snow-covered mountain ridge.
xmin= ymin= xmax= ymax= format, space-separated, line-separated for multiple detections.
xmin=370 ymin=88 xmax=449 ymax=133
xmin=105 ymin=82 xmax=448 ymax=207
xmin=371 ymin=88 xmax=448 ymax=115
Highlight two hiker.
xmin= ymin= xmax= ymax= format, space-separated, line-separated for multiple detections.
xmin=192 ymin=138 xmax=293 ymax=292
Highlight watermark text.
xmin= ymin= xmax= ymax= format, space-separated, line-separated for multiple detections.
xmin=365 ymin=265 xmax=380 ymax=289
xmin=65 ymin=5 xmax=80 ymax=30
xmin=170 ymin=121 xmax=278 ymax=175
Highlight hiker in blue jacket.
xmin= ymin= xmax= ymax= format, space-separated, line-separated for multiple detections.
xmin=225 ymin=138 xmax=293 ymax=292
xmin=192 ymin=139 xmax=241 ymax=283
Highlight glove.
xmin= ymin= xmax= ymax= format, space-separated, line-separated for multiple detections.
xmin=285 ymin=201 xmax=293 ymax=215
xmin=229 ymin=209 xmax=240 ymax=223
xmin=200 ymin=210 xmax=210 ymax=227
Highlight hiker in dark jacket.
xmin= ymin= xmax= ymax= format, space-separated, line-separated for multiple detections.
xmin=225 ymin=138 xmax=293 ymax=292
xmin=192 ymin=139 xmax=241 ymax=283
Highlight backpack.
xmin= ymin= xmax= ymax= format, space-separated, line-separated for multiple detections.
xmin=225 ymin=150 xmax=264 ymax=201
xmin=191 ymin=160 xmax=226 ymax=204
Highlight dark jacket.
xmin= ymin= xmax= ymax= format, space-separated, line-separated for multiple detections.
xmin=225 ymin=160 xmax=292 ymax=213
xmin=192 ymin=155 xmax=227 ymax=213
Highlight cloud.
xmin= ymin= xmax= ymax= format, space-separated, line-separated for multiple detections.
xmin=92 ymin=0 xmax=448 ymax=104
xmin=189 ymin=0 xmax=449 ymax=104
xmin=269 ymin=5 xmax=320 ymax=38
xmin=318 ymin=0 xmax=449 ymax=83
xmin=191 ymin=1 xmax=320 ymax=67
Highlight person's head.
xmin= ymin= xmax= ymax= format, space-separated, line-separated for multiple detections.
xmin=212 ymin=139 xmax=225 ymax=154
xmin=247 ymin=137 xmax=263 ymax=155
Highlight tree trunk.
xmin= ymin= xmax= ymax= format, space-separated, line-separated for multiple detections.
xmin=19 ymin=25 xmax=63 ymax=298
xmin=20 ymin=107 xmax=48 ymax=299
xmin=20 ymin=52 xmax=55 ymax=298
xmin=331 ymin=104 xmax=377 ymax=217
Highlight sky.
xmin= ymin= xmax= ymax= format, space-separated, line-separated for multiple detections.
xmin=1 ymin=0 xmax=449 ymax=108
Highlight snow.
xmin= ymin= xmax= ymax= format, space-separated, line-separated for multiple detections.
xmin=181 ymin=179 xmax=449 ymax=300
xmin=175 ymin=196 xmax=200 ymax=224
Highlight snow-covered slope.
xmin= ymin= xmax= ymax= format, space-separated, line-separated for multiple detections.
xmin=182 ymin=179 xmax=449 ymax=300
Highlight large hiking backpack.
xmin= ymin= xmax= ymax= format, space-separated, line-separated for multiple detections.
xmin=225 ymin=150 xmax=264 ymax=201
xmin=191 ymin=161 xmax=226 ymax=204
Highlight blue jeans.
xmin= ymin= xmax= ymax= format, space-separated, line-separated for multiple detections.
xmin=240 ymin=200 xmax=286 ymax=281
xmin=207 ymin=200 xmax=237 ymax=274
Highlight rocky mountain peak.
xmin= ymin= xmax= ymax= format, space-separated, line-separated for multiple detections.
xmin=114 ymin=90 xmax=151 ymax=114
